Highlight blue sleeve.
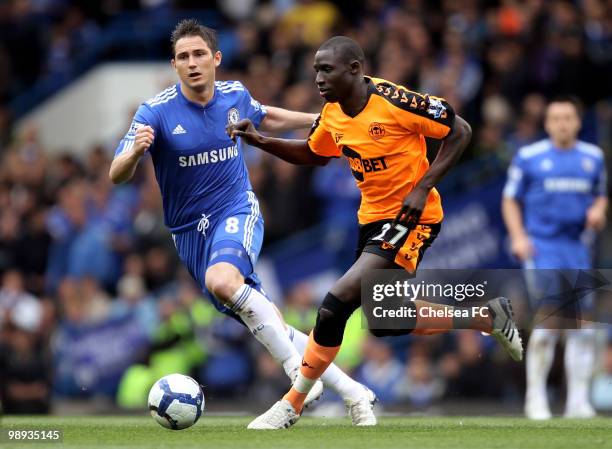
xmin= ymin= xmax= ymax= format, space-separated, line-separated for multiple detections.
xmin=595 ymin=158 xmax=608 ymax=197
xmin=503 ymin=153 xmax=528 ymax=201
xmin=114 ymin=103 xmax=158 ymax=158
xmin=242 ymin=88 xmax=267 ymax=128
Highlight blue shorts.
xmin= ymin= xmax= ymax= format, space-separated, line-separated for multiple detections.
xmin=524 ymin=237 xmax=594 ymax=320
xmin=171 ymin=192 xmax=265 ymax=319
xmin=528 ymin=237 xmax=591 ymax=269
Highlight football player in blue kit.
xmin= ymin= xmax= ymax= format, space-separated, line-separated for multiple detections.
xmin=502 ymin=97 xmax=608 ymax=419
xmin=109 ymin=19 xmax=376 ymax=424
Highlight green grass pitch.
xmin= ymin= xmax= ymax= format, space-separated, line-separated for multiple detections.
xmin=2 ymin=415 xmax=611 ymax=449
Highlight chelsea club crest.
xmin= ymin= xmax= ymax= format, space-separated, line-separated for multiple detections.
xmin=228 ymin=108 xmax=240 ymax=125
xmin=581 ymin=157 xmax=594 ymax=173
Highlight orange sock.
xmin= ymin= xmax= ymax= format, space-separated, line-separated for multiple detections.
xmin=283 ymin=332 xmax=340 ymax=412
xmin=300 ymin=332 xmax=341 ymax=378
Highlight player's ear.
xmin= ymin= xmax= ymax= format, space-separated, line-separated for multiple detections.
xmin=349 ymin=60 xmax=361 ymax=75
xmin=171 ymin=58 xmax=177 ymax=71
xmin=214 ymin=51 xmax=222 ymax=68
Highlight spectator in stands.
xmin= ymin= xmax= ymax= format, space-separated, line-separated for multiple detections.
xmin=0 ymin=288 xmax=51 ymax=414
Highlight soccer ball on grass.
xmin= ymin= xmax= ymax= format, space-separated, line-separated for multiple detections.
xmin=148 ymin=374 xmax=205 ymax=430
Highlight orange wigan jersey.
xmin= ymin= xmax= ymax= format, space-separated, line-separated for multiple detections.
xmin=307 ymin=76 xmax=455 ymax=225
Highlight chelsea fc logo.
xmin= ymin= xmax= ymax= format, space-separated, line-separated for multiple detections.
xmin=582 ymin=157 xmax=594 ymax=173
xmin=540 ymin=158 xmax=553 ymax=171
xmin=228 ymin=108 xmax=239 ymax=125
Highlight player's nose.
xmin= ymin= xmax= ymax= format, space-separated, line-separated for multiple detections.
xmin=315 ymin=72 xmax=325 ymax=86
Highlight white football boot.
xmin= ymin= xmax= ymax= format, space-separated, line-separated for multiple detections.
xmin=525 ymin=393 xmax=552 ymax=420
xmin=488 ymin=297 xmax=524 ymax=362
xmin=247 ymin=400 xmax=300 ymax=430
xmin=564 ymin=402 xmax=596 ymax=419
xmin=345 ymin=386 xmax=377 ymax=426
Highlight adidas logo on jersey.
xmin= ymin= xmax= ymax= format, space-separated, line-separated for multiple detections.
xmin=172 ymin=124 xmax=187 ymax=135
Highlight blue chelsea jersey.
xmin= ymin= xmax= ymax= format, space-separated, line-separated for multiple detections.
xmin=503 ymin=139 xmax=607 ymax=239
xmin=114 ymin=81 xmax=267 ymax=232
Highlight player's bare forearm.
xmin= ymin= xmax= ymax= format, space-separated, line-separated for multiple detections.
xmin=255 ymin=135 xmax=329 ymax=166
xmin=228 ymin=119 xmax=329 ymax=166
xmin=415 ymin=115 xmax=472 ymax=192
xmin=391 ymin=116 xmax=471 ymax=227
xmin=259 ymin=106 xmax=318 ymax=132
xmin=502 ymin=197 xmax=534 ymax=260
xmin=109 ymin=151 xmax=141 ymax=184
xmin=586 ymin=196 xmax=608 ymax=231
xmin=502 ymin=197 xmax=527 ymax=240
xmin=110 ymin=125 xmax=153 ymax=183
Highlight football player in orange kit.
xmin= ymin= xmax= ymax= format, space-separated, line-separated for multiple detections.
xmin=228 ymin=36 xmax=523 ymax=429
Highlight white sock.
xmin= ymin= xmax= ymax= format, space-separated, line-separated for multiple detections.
xmin=564 ymin=329 xmax=595 ymax=411
xmin=231 ymin=285 xmax=301 ymax=376
xmin=526 ymin=329 xmax=559 ymax=404
xmin=288 ymin=325 xmax=365 ymax=401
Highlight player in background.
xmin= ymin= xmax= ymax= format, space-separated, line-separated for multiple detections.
xmin=228 ymin=36 xmax=524 ymax=430
xmin=108 ymin=20 xmax=376 ymax=425
xmin=502 ymin=97 xmax=608 ymax=419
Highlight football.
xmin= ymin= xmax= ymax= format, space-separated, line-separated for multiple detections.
xmin=148 ymin=374 xmax=205 ymax=430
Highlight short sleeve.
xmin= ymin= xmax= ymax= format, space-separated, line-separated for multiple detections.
xmin=503 ymin=153 xmax=528 ymax=200
xmin=114 ymin=104 xmax=157 ymax=158
xmin=377 ymin=82 xmax=455 ymax=139
xmin=244 ymin=89 xmax=267 ymax=128
xmin=307 ymin=114 xmax=340 ymax=157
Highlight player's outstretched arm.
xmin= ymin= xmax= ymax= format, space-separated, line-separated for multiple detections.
xmin=394 ymin=115 xmax=472 ymax=226
xmin=259 ymin=106 xmax=318 ymax=132
xmin=227 ymin=119 xmax=330 ymax=166
xmin=109 ymin=125 xmax=154 ymax=184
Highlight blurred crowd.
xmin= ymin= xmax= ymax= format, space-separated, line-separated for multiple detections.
xmin=1 ymin=0 xmax=611 ymax=414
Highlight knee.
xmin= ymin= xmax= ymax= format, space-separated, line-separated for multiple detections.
xmin=205 ymin=263 xmax=244 ymax=302
xmin=312 ymin=293 xmax=360 ymax=347
xmin=316 ymin=295 xmax=358 ymax=326
xmin=316 ymin=306 xmax=337 ymax=326
xmin=315 ymin=305 xmax=347 ymax=333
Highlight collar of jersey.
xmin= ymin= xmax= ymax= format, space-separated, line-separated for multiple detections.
xmin=176 ymin=82 xmax=218 ymax=110
xmin=337 ymin=77 xmax=377 ymax=119
xmin=549 ymin=139 xmax=578 ymax=153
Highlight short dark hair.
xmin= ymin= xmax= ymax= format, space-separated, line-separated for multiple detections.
xmin=171 ymin=19 xmax=218 ymax=56
xmin=548 ymin=95 xmax=583 ymax=117
xmin=318 ymin=36 xmax=365 ymax=66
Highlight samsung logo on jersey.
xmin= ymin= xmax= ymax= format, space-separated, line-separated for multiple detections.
xmin=544 ymin=177 xmax=591 ymax=193
xmin=178 ymin=145 xmax=238 ymax=167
